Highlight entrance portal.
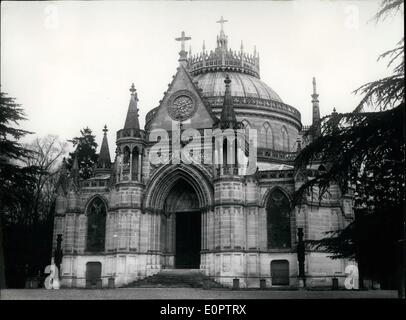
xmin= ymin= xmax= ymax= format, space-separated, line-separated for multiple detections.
xmin=175 ymin=212 xmax=201 ymax=268
xmin=163 ymin=179 xmax=201 ymax=269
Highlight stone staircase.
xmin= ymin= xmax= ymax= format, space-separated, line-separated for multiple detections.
xmin=124 ymin=269 xmax=223 ymax=288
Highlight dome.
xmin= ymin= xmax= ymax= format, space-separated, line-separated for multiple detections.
xmin=193 ymin=72 xmax=283 ymax=103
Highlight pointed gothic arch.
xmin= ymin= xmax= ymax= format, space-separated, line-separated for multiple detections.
xmin=264 ymin=187 xmax=292 ymax=249
xmin=123 ymin=145 xmax=131 ymax=164
xmin=144 ymin=163 xmax=213 ymax=212
xmin=86 ymin=196 xmax=107 ymax=252
xmin=263 ymin=121 xmax=274 ymax=149
xmin=241 ymin=119 xmax=251 ymax=144
xmin=281 ymin=125 xmax=289 ymax=152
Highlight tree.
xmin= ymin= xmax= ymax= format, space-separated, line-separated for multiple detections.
xmin=294 ymin=0 xmax=404 ymax=294
xmin=2 ymin=134 xmax=68 ymax=288
xmin=0 ymin=91 xmax=40 ymax=288
xmin=23 ymin=135 xmax=68 ymax=223
xmin=66 ymin=127 xmax=98 ymax=180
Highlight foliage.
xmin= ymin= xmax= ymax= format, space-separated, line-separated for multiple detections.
xmin=66 ymin=127 xmax=98 ymax=180
xmin=294 ymin=0 xmax=404 ymax=288
xmin=0 ymin=91 xmax=39 ymax=288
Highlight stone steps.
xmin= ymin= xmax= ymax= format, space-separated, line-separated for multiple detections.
xmin=124 ymin=269 xmax=223 ymax=288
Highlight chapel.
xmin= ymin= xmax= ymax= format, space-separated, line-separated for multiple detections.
xmin=53 ymin=18 xmax=354 ymax=288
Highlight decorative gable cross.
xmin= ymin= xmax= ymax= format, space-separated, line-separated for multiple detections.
xmin=217 ymin=16 xmax=228 ymax=32
xmin=175 ymin=31 xmax=191 ymax=52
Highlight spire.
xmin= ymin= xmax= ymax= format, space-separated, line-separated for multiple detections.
xmin=97 ymin=125 xmax=111 ymax=169
xmin=202 ymin=40 xmax=206 ymax=53
xmin=220 ymin=74 xmax=237 ymax=129
xmin=56 ymin=157 xmax=69 ymax=193
xmin=61 ymin=157 xmax=67 ymax=175
xmin=70 ymin=151 xmax=79 ymax=181
xmin=311 ymin=77 xmax=321 ymax=137
xmin=124 ymin=83 xmax=140 ymax=130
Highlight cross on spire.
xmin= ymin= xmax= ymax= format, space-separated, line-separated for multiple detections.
xmin=175 ymin=31 xmax=191 ymax=52
xmin=130 ymin=83 xmax=136 ymax=95
xmin=217 ymin=16 xmax=228 ymax=32
xmin=103 ymin=125 xmax=108 ymax=135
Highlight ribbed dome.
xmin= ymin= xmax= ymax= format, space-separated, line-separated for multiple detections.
xmin=193 ymin=72 xmax=283 ymax=103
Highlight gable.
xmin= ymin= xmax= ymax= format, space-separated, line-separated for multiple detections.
xmin=148 ymin=65 xmax=217 ymax=132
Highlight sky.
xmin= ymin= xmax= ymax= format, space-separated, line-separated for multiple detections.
xmin=1 ymin=1 xmax=404 ymax=156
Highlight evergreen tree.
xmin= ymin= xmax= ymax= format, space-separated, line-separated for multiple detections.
xmin=0 ymin=91 xmax=40 ymax=288
xmin=294 ymin=0 xmax=404 ymax=293
xmin=67 ymin=127 xmax=98 ymax=180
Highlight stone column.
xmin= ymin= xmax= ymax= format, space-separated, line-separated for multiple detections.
xmin=138 ymin=151 xmax=142 ymax=181
xmin=219 ymin=142 xmax=223 ymax=175
xmin=120 ymin=153 xmax=124 ymax=182
xmin=129 ymin=151 xmax=133 ymax=181
xmin=116 ymin=153 xmax=121 ymax=183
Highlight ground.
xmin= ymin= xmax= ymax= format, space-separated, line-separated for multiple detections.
xmin=0 ymin=288 xmax=398 ymax=300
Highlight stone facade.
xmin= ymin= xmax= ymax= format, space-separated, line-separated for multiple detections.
xmin=52 ymin=26 xmax=354 ymax=289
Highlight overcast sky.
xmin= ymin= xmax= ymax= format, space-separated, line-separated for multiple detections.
xmin=1 ymin=1 xmax=403 ymax=155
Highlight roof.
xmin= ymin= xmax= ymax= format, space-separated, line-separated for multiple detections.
xmin=193 ymin=71 xmax=283 ymax=102
xmin=124 ymin=85 xmax=140 ymax=129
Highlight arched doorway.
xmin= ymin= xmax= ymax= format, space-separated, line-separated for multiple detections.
xmin=164 ymin=179 xmax=201 ymax=269
xmin=144 ymin=164 xmax=213 ymax=270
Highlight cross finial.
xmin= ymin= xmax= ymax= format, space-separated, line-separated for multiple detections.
xmin=130 ymin=83 xmax=136 ymax=95
xmin=217 ymin=16 xmax=228 ymax=32
xmin=175 ymin=31 xmax=191 ymax=52
xmin=103 ymin=125 xmax=108 ymax=135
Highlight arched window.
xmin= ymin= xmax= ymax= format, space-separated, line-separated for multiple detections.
xmin=264 ymin=122 xmax=274 ymax=149
xmin=123 ymin=146 xmax=131 ymax=164
xmin=132 ymin=146 xmax=139 ymax=180
xmin=86 ymin=197 xmax=107 ymax=252
xmin=266 ymin=189 xmax=291 ymax=249
xmin=222 ymin=133 xmax=237 ymax=167
xmin=281 ymin=126 xmax=289 ymax=152
xmin=241 ymin=120 xmax=251 ymax=144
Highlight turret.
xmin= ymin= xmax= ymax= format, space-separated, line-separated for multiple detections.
xmin=187 ymin=17 xmax=260 ymax=78
xmin=116 ymin=84 xmax=145 ymax=183
xmin=219 ymin=75 xmax=237 ymax=129
xmin=214 ymin=75 xmax=244 ymax=176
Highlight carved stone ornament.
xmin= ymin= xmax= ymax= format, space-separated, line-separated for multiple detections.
xmin=167 ymin=90 xmax=196 ymax=121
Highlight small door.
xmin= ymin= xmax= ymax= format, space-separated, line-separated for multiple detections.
xmin=271 ymin=260 xmax=289 ymax=285
xmin=86 ymin=262 xmax=102 ymax=287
